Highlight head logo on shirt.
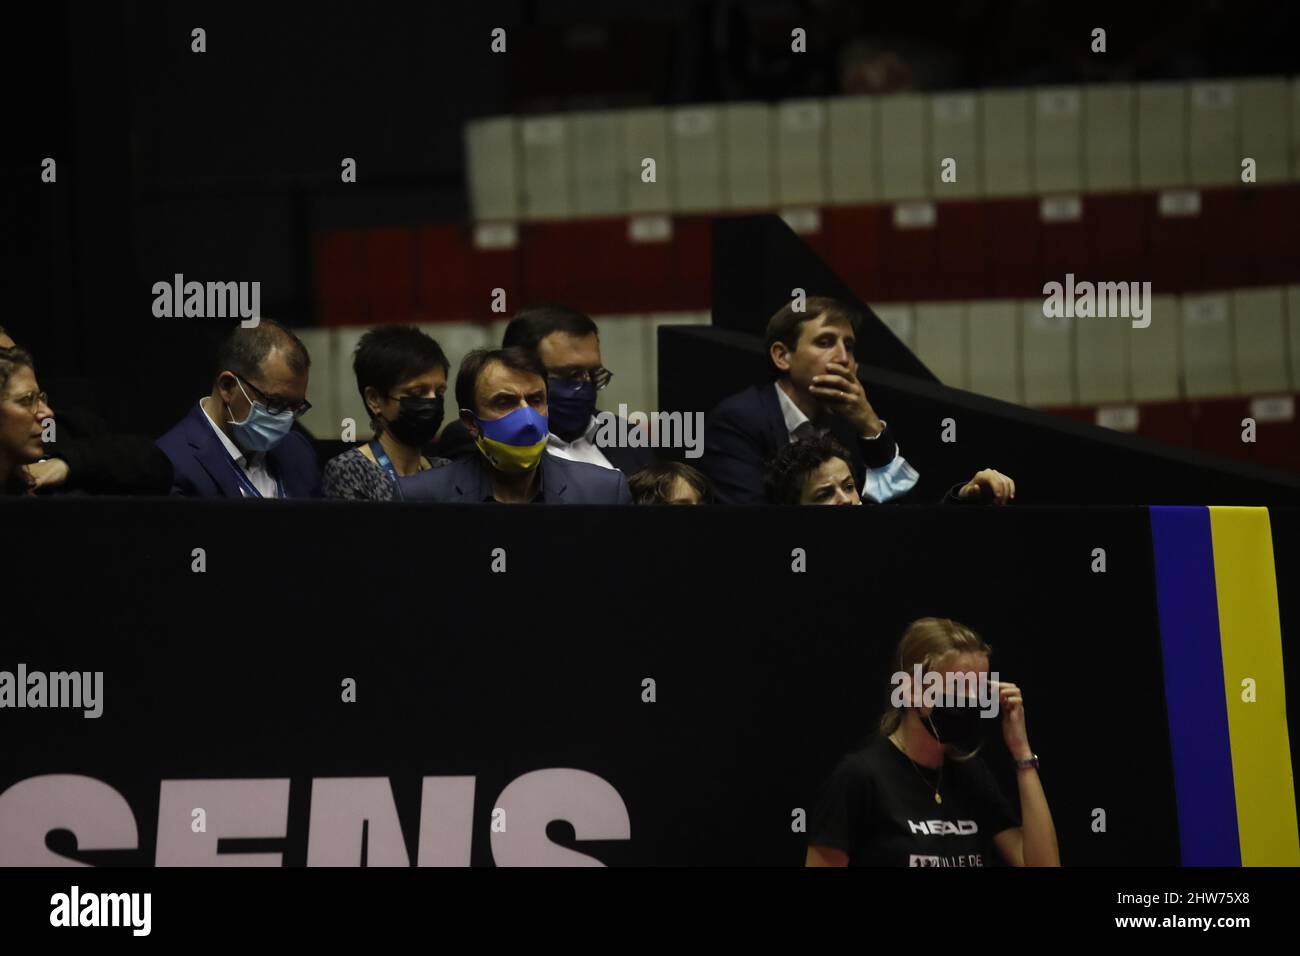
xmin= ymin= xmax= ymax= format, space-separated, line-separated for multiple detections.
xmin=908 ymin=819 xmax=978 ymax=836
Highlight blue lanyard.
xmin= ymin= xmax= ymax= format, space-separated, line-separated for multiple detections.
xmin=369 ymin=438 xmax=429 ymax=500
xmin=226 ymin=455 xmax=285 ymax=499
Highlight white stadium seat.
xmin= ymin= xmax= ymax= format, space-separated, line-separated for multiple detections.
xmin=826 ymin=96 xmax=880 ymax=203
xmin=1084 ymin=85 xmax=1135 ymax=192
xmin=1035 ymin=87 xmax=1083 ymax=194
xmin=1137 ymin=82 xmax=1189 ymax=189
xmin=981 ymin=89 xmax=1033 ymax=197
xmin=967 ymin=300 xmax=1021 ymax=403
xmin=520 ymin=116 xmax=573 ymax=220
xmin=725 ymin=103 xmax=774 ymax=210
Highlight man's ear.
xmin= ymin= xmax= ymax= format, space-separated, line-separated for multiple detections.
xmin=460 ymin=408 xmax=480 ymax=439
xmin=769 ymin=341 xmax=792 ymax=373
xmin=215 ymin=371 xmax=238 ymax=402
xmin=362 ymin=385 xmax=384 ymax=419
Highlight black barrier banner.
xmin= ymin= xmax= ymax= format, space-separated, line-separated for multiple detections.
xmin=2 ymin=500 xmax=1296 ymax=867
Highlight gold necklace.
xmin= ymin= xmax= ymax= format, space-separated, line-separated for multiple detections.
xmin=891 ymin=733 xmax=942 ymax=805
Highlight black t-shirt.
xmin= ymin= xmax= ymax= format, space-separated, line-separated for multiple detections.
xmin=809 ymin=734 xmax=1020 ymax=867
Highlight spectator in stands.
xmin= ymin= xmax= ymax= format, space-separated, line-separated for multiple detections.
xmin=0 ymin=326 xmax=173 ymax=495
xmin=400 ymin=347 xmax=632 ymax=504
xmin=157 ymin=320 xmax=320 ymax=498
xmin=628 ymin=460 xmax=714 ymax=505
xmin=0 ymin=344 xmax=53 ymax=496
xmin=323 ymin=325 xmax=452 ymax=500
xmin=437 ymin=305 xmax=655 ymax=477
xmin=765 ymin=434 xmax=1016 ymax=506
xmin=805 ymin=617 xmax=1058 ymax=867
xmin=702 ymin=297 xmax=1017 ymax=505
xmin=764 ymin=435 xmax=864 ymax=506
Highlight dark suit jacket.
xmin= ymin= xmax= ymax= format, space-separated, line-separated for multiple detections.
xmin=436 ymin=416 xmax=656 ymax=477
xmin=156 ymin=402 xmax=322 ymax=498
xmin=398 ymin=451 xmax=632 ymax=504
xmin=43 ymin=405 xmax=173 ymax=495
xmin=700 ymin=383 xmax=903 ymax=505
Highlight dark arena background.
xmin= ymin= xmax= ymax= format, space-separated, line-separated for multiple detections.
xmin=1 ymin=0 xmax=1297 ymax=940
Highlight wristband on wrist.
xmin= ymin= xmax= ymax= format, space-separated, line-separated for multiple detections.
xmin=860 ymin=419 xmax=886 ymax=440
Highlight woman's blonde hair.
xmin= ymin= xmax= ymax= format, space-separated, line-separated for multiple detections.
xmin=878 ymin=617 xmax=992 ymax=738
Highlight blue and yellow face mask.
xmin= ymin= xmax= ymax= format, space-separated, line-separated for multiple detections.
xmin=470 ymin=404 xmax=549 ymax=473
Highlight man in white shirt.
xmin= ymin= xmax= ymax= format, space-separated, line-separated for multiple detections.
xmin=772 ymin=366 xmax=920 ymax=504
xmin=196 ymin=393 xmax=281 ymax=497
xmin=701 ymin=296 xmax=1016 ymax=505
xmin=157 ymin=320 xmax=321 ymax=498
xmin=437 ymin=305 xmax=656 ymax=477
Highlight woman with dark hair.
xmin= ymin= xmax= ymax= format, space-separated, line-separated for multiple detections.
xmin=766 ymin=433 xmax=1017 ymax=506
xmin=805 ymin=618 xmax=1059 ymax=867
xmin=323 ymin=325 xmax=453 ymax=500
xmin=764 ymin=434 xmax=862 ymax=505
xmin=0 ymin=345 xmax=54 ymax=496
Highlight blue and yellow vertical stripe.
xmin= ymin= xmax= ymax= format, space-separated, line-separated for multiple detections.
xmin=1151 ymin=506 xmax=1299 ymax=866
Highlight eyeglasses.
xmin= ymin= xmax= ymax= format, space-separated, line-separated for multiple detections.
xmin=5 ymin=390 xmax=49 ymax=414
xmin=550 ymin=367 xmax=613 ymax=390
xmin=238 ymin=376 xmax=312 ymax=418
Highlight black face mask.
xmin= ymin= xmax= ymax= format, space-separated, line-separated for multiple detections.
xmin=384 ymin=395 xmax=444 ymax=448
xmin=921 ymin=696 xmax=986 ymax=754
xmin=547 ymin=376 xmax=598 ymax=441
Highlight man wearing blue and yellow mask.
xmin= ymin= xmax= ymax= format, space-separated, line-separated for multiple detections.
xmin=399 ymin=347 xmax=632 ymax=505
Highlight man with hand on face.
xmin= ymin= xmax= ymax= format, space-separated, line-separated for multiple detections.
xmin=157 ymin=320 xmax=320 ymax=498
xmin=399 ymin=347 xmax=632 ymax=504
xmin=701 ymin=296 xmax=1017 ymax=506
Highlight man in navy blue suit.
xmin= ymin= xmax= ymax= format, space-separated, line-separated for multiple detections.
xmin=400 ymin=347 xmax=632 ymax=505
xmin=435 ymin=304 xmax=656 ymax=477
xmin=701 ymin=296 xmax=1016 ymax=506
xmin=157 ymin=320 xmax=321 ymax=498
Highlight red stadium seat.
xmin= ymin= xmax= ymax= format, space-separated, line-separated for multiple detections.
xmin=1085 ymin=194 xmax=1149 ymax=290
xmin=1147 ymin=195 xmax=1207 ymax=292
xmin=983 ymin=199 xmax=1040 ymax=299
xmin=314 ymin=230 xmax=366 ymax=327
xmin=1137 ymin=400 xmax=1197 ymax=450
xmin=1197 ymin=189 xmax=1249 ymax=291
xmin=821 ymin=205 xmax=887 ymax=303
xmin=934 ymin=201 xmax=988 ymax=300
xmin=363 ymin=227 xmax=418 ymax=324
xmin=669 ymin=215 xmax=712 ymax=312
xmin=878 ymin=204 xmax=939 ymax=301
xmin=1037 ymin=211 xmax=1089 ymax=298
xmin=1238 ymin=184 xmax=1300 ymax=287
xmin=417 ymin=224 xmax=523 ymax=322
xmin=522 ymin=219 xmax=632 ymax=313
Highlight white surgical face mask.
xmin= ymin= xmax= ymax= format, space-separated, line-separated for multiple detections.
xmin=227 ymin=378 xmax=294 ymax=452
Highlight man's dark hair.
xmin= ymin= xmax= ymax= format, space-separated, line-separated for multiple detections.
xmin=0 ymin=345 xmax=34 ymax=395
xmin=501 ymin=304 xmax=599 ymax=352
xmin=764 ymin=296 xmax=863 ymax=363
xmin=628 ymin=460 xmax=715 ymax=505
xmin=763 ymin=434 xmax=855 ymax=505
xmin=455 ymin=346 xmax=547 ymax=416
xmin=352 ymin=325 xmax=450 ymax=410
xmin=213 ymin=319 xmax=311 ymax=382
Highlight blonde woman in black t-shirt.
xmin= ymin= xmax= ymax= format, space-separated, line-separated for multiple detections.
xmin=806 ymin=618 xmax=1060 ymax=867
